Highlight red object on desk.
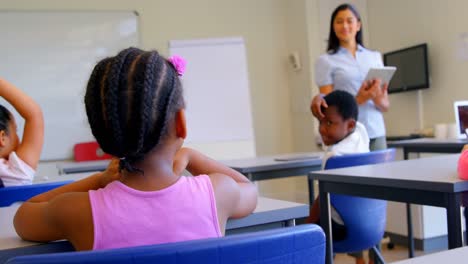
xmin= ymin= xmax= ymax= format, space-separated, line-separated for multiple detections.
xmin=73 ymin=142 xmax=112 ymax=162
xmin=458 ymin=150 xmax=468 ymax=180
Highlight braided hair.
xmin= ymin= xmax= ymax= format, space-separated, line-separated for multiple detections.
xmin=84 ymin=47 xmax=185 ymax=173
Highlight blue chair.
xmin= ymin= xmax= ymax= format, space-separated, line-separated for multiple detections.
xmin=6 ymin=224 xmax=326 ymax=264
xmin=0 ymin=180 xmax=72 ymax=207
xmin=324 ymin=148 xmax=396 ymax=263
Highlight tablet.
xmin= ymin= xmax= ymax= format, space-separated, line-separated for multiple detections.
xmin=364 ymin=66 xmax=396 ymax=85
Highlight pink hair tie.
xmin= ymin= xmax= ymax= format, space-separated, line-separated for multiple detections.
xmin=168 ymin=55 xmax=186 ymax=76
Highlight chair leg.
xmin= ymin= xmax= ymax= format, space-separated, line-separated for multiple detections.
xmin=465 ymin=207 xmax=468 ymax=245
xmin=371 ymin=246 xmax=386 ymax=264
xmin=406 ymin=203 xmax=415 ymax=257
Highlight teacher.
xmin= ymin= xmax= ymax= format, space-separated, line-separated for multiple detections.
xmin=311 ymin=3 xmax=389 ymax=150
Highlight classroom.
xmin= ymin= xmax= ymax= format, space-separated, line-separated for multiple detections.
xmin=1 ymin=0 xmax=468 ymax=263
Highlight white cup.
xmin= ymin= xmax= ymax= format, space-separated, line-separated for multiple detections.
xmin=434 ymin=123 xmax=448 ymax=139
xmin=446 ymin=123 xmax=458 ymax=139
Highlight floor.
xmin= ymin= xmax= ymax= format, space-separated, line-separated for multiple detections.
xmin=257 ymin=177 xmax=441 ymax=264
xmin=334 ymin=244 xmax=427 ymax=264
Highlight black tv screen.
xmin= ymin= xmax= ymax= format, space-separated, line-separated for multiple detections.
xmin=383 ymin=43 xmax=429 ymax=94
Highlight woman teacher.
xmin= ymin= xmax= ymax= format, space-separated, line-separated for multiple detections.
xmin=311 ymin=3 xmax=389 ymax=150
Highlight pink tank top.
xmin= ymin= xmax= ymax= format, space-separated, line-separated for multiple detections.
xmin=89 ymin=175 xmax=221 ymax=250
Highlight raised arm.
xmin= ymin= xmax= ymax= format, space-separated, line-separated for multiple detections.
xmin=0 ymin=78 xmax=44 ymax=169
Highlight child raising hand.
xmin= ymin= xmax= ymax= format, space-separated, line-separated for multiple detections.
xmin=14 ymin=48 xmax=257 ymax=251
xmin=0 ymin=78 xmax=44 ymax=187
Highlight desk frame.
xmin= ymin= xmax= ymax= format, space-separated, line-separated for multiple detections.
xmin=317 ymin=180 xmax=463 ymax=264
xmin=58 ymin=156 xmax=323 ymax=206
xmin=388 ymin=138 xmax=466 ymax=257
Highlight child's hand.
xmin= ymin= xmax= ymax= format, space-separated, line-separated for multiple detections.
xmin=100 ymin=158 xmax=120 ymax=187
xmin=173 ymin=148 xmax=191 ymax=175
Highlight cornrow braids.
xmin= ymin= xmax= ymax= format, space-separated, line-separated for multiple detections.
xmin=84 ymin=47 xmax=185 ymax=173
xmin=85 ymin=57 xmax=112 ymax=151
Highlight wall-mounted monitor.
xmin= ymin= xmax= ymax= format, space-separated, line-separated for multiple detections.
xmin=383 ymin=43 xmax=429 ymax=94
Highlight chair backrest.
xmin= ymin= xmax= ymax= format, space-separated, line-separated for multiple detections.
xmin=6 ymin=224 xmax=326 ymax=264
xmin=324 ymin=148 xmax=396 ymax=253
xmin=0 ymin=180 xmax=73 ymax=207
xmin=73 ymin=141 xmax=112 ymax=162
xmin=324 ymin=148 xmax=396 ymax=170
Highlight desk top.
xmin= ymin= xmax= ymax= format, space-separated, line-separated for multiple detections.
xmin=33 ymin=172 xmax=96 ymax=184
xmin=309 ymin=154 xmax=468 ymax=193
xmin=0 ymin=197 xmax=308 ymax=251
xmin=222 ymin=152 xmax=323 ymax=174
xmin=392 ymin=247 xmax=468 ymax=264
xmin=57 ymin=160 xmax=110 ymax=174
xmin=388 ymin=138 xmax=467 ymax=147
xmin=53 ymin=152 xmax=324 ymax=175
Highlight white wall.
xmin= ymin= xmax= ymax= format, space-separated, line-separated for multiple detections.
xmin=0 ymin=0 xmax=311 ymax=200
xmin=365 ymin=0 xmax=468 ymax=239
xmin=0 ymin=0 xmax=296 ymax=158
xmin=367 ymin=0 xmax=468 ymax=135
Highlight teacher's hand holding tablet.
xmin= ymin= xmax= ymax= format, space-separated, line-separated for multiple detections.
xmin=357 ymin=78 xmax=390 ymax=112
xmin=356 ymin=79 xmax=382 ymax=103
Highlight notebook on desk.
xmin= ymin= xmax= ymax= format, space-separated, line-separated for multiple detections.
xmin=274 ymin=153 xmax=321 ymax=162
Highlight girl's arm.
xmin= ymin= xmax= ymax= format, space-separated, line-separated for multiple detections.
xmin=173 ymin=147 xmax=257 ymax=218
xmin=174 ymin=147 xmax=251 ymax=183
xmin=14 ymin=160 xmax=119 ymax=243
xmin=0 ymin=78 xmax=44 ymax=169
xmin=27 ymin=159 xmax=119 ymax=203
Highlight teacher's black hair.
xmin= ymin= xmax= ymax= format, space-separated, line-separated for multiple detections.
xmin=327 ymin=3 xmax=364 ymax=54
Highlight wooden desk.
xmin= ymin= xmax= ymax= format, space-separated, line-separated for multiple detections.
xmin=223 ymin=152 xmax=323 ymax=204
xmin=309 ymin=154 xmax=468 ymax=264
xmin=388 ymin=138 xmax=467 ymax=257
xmin=57 ymin=153 xmax=323 ymax=179
xmin=54 ymin=153 xmax=323 ymax=204
xmin=388 ymin=138 xmax=466 ymax=160
xmin=0 ymin=197 xmax=308 ymax=262
xmin=56 ymin=160 xmax=110 ymax=175
xmin=392 ymin=247 xmax=468 ymax=264
xmin=33 ymin=172 xmax=96 ymax=184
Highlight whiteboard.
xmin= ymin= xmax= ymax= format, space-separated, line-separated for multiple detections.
xmin=169 ymin=37 xmax=255 ymax=145
xmin=0 ymin=11 xmax=139 ymax=161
